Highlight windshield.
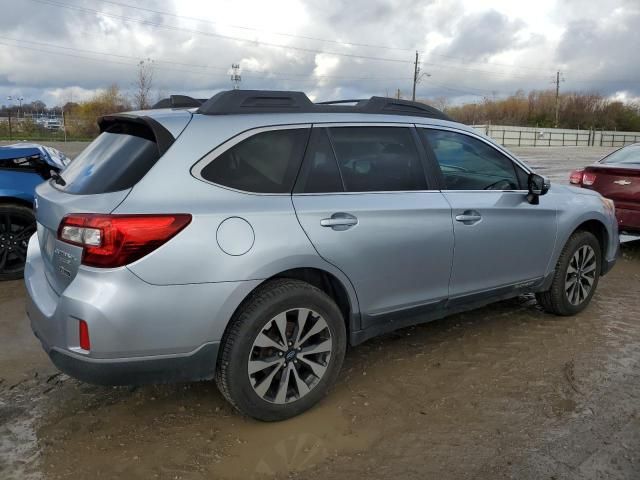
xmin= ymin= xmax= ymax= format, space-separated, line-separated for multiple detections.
xmin=601 ymin=144 xmax=640 ymax=165
xmin=55 ymin=123 xmax=160 ymax=194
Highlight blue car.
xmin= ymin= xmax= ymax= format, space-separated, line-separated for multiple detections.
xmin=0 ymin=143 xmax=70 ymax=280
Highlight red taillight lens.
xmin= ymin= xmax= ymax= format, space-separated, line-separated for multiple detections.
xmin=79 ymin=320 xmax=90 ymax=350
xmin=569 ymin=169 xmax=584 ymax=185
xmin=582 ymin=172 xmax=597 ymax=186
xmin=58 ymin=214 xmax=192 ymax=268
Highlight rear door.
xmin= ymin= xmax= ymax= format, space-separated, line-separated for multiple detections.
xmin=35 ymin=118 xmax=175 ymax=294
xmin=418 ymin=127 xmax=557 ymax=301
xmin=292 ymin=124 xmax=454 ymax=330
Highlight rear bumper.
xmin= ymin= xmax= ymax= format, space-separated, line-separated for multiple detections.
xmin=43 ymin=342 xmax=219 ymax=386
xmin=24 ymin=233 xmax=261 ymax=386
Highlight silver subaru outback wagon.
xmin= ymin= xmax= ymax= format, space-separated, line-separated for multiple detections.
xmin=25 ymin=90 xmax=619 ymax=421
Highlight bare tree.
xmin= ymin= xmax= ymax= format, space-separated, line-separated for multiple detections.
xmin=132 ymin=59 xmax=154 ymax=110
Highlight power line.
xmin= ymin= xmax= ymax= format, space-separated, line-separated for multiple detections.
xmin=0 ymin=35 xmax=412 ymax=82
xmin=80 ymin=0 xmax=559 ymax=75
xmin=24 ymin=0 xmax=569 ymax=82
xmin=90 ymin=0 xmax=416 ymax=53
xmin=28 ymin=0 xmax=415 ymax=65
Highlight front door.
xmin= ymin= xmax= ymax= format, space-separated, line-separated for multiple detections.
xmin=418 ymin=127 xmax=557 ymax=300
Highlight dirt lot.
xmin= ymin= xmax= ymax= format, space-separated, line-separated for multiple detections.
xmin=1 ymin=143 xmax=639 ymax=479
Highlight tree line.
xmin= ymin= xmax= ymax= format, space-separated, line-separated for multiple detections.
xmin=442 ymin=89 xmax=640 ymax=131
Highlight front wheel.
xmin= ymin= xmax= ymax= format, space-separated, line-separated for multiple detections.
xmin=215 ymin=279 xmax=347 ymax=421
xmin=536 ymin=230 xmax=601 ymax=316
xmin=0 ymin=204 xmax=36 ymax=281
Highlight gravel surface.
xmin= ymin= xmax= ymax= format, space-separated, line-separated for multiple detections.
xmin=1 ymin=143 xmax=638 ymax=480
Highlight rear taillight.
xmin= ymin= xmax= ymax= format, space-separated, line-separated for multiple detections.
xmin=582 ymin=172 xmax=597 ymax=186
xmin=569 ymin=169 xmax=584 ymax=185
xmin=58 ymin=214 xmax=191 ymax=268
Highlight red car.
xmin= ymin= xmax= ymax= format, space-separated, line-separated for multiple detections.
xmin=570 ymin=143 xmax=640 ymax=234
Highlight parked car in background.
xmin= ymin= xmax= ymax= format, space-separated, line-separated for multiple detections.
xmin=570 ymin=143 xmax=640 ymax=235
xmin=25 ymin=91 xmax=619 ymax=421
xmin=0 ymin=143 xmax=70 ymax=279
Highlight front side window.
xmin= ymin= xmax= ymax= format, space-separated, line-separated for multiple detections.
xmin=420 ymin=129 xmax=524 ymax=191
xmin=201 ymin=128 xmax=309 ymax=193
xmin=328 ymin=127 xmax=427 ymax=192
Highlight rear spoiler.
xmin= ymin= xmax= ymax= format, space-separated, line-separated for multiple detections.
xmin=97 ymin=114 xmax=175 ymax=156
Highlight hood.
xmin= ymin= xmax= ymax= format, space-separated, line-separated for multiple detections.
xmin=0 ymin=143 xmax=71 ymax=170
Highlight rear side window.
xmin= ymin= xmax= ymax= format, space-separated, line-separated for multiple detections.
xmin=201 ymin=128 xmax=310 ymax=193
xmin=57 ymin=122 xmax=160 ymax=194
xmin=328 ymin=127 xmax=427 ymax=192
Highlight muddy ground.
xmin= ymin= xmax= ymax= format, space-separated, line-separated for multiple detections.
xmin=1 ymin=143 xmax=639 ymax=479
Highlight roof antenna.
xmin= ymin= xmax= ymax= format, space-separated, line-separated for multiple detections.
xmin=231 ymin=64 xmax=242 ymax=90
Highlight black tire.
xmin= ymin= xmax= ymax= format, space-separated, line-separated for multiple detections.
xmin=536 ymin=230 xmax=601 ymax=316
xmin=215 ymin=278 xmax=347 ymax=421
xmin=0 ymin=203 xmax=35 ymax=281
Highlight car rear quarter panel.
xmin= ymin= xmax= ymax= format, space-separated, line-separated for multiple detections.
xmin=113 ymin=115 xmax=360 ymax=316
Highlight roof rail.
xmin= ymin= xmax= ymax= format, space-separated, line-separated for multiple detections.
xmin=315 ymin=99 xmax=366 ymax=105
xmin=151 ymin=95 xmax=206 ymax=109
xmin=196 ymin=90 xmax=452 ymax=121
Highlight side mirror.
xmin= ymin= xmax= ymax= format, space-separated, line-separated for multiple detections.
xmin=527 ymin=173 xmax=550 ymax=205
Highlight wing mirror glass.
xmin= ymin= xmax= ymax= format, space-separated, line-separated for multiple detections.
xmin=527 ymin=173 xmax=550 ymax=204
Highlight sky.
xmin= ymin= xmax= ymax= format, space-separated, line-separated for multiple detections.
xmin=0 ymin=0 xmax=638 ymax=108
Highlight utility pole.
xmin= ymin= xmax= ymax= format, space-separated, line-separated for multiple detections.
xmin=231 ymin=64 xmax=241 ymax=90
xmin=554 ymin=71 xmax=564 ymax=128
xmin=412 ymin=51 xmax=419 ymax=101
xmin=396 ymin=88 xmax=401 ymax=99
xmin=411 ymin=51 xmax=430 ymax=102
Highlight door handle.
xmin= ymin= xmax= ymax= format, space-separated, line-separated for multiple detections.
xmin=455 ymin=211 xmax=482 ymax=225
xmin=320 ymin=213 xmax=358 ymax=230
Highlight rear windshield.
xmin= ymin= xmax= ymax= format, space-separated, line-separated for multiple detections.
xmin=55 ymin=122 xmax=160 ymax=194
xmin=601 ymin=145 xmax=640 ymax=165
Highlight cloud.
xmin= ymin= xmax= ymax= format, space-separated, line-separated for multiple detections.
xmin=0 ymin=0 xmax=638 ymax=108
xmin=434 ymin=10 xmax=525 ymax=60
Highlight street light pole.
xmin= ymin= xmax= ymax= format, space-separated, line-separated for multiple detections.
xmin=6 ymin=96 xmax=12 ymax=141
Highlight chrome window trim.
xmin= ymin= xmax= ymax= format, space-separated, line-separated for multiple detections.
xmin=191 ymin=124 xmax=312 ymax=196
xmin=313 ymin=122 xmax=415 ymax=128
xmin=292 ymin=190 xmax=446 ymax=196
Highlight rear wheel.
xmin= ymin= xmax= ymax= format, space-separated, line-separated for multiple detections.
xmin=215 ymin=279 xmax=346 ymax=421
xmin=0 ymin=204 xmax=35 ymax=281
xmin=536 ymin=230 xmax=601 ymax=316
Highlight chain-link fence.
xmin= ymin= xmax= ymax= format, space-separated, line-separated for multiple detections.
xmin=0 ymin=115 xmax=96 ymax=142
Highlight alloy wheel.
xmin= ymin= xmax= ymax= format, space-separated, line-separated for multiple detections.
xmin=248 ymin=308 xmax=333 ymax=404
xmin=565 ymin=245 xmax=597 ymax=306
xmin=0 ymin=211 xmax=35 ymax=275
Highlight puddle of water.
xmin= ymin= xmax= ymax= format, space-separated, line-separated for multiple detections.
xmin=0 ymin=398 xmax=43 ymax=480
